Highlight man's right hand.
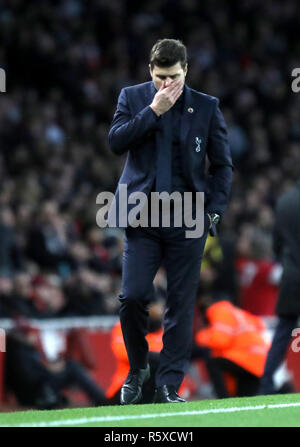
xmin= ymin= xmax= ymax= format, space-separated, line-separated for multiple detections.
xmin=150 ymin=80 xmax=183 ymax=117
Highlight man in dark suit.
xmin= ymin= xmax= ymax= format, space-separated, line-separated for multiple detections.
xmin=259 ymin=180 xmax=300 ymax=394
xmin=108 ymin=39 xmax=233 ymax=404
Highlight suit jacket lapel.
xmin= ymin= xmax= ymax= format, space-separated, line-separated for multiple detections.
xmin=180 ymin=84 xmax=197 ymax=146
xmin=149 ymin=81 xmax=157 ymax=105
xmin=179 ymin=85 xmax=198 ymax=183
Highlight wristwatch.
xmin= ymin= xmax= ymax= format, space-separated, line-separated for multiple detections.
xmin=207 ymin=213 xmax=220 ymax=229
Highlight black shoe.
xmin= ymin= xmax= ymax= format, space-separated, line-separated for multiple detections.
xmin=120 ymin=365 xmax=150 ymax=405
xmin=153 ymin=385 xmax=186 ymax=403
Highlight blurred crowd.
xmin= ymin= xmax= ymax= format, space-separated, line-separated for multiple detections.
xmin=0 ymin=0 xmax=299 ymax=322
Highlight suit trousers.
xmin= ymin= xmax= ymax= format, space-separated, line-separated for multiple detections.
xmin=259 ymin=315 xmax=298 ymax=394
xmin=118 ymin=215 xmax=209 ymax=390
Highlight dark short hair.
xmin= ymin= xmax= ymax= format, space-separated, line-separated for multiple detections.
xmin=150 ymin=39 xmax=187 ymax=70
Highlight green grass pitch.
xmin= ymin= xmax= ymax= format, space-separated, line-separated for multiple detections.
xmin=0 ymin=393 xmax=300 ymax=427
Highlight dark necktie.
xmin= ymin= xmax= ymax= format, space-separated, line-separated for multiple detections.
xmin=155 ymin=110 xmax=172 ymax=194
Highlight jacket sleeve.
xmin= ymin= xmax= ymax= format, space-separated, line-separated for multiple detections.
xmin=195 ymin=306 xmax=235 ymax=350
xmin=206 ymin=99 xmax=234 ymax=217
xmin=108 ymin=87 xmax=160 ymax=155
xmin=196 ymin=326 xmax=234 ymax=350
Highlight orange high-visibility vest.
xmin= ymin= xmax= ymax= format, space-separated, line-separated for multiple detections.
xmin=195 ymin=301 xmax=270 ymax=377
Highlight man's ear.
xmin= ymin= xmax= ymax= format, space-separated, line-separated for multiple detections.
xmin=184 ymin=63 xmax=188 ymax=75
xmin=149 ymin=64 xmax=153 ymax=78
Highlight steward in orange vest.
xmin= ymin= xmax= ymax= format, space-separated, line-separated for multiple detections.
xmin=195 ymin=299 xmax=270 ymax=397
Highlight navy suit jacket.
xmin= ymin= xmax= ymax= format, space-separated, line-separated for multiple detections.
xmin=108 ymin=81 xmax=233 ymax=229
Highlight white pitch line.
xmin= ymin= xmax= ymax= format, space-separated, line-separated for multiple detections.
xmin=1 ymin=402 xmax=300 ymax=427
xmin=268 ymin=403 xmax=300 ymax=409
